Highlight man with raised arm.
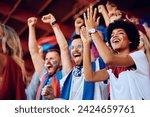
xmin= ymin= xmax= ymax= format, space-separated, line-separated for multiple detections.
xmin=41 ymin=13 xmax=108 ymax=100
xmin=26 ymin=17 xmax=64 ymax=100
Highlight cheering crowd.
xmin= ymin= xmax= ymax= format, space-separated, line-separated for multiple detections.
xmin=0 ymin=1 xmax=150 ymax=100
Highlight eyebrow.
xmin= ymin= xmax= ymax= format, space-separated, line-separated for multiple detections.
xmin=117 ymin=29 xmax=124 ymax=32
xmin=112 ymin=29 xmax=124 ymax=34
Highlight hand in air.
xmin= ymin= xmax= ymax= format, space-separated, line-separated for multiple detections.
xmin=41 ymin=13 xmax=56 ymax=25
xmin=27 ymin=17 xmax=37 ymax=27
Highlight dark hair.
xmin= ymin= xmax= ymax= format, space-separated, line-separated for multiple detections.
xmin=47 ymin=49 xmax=60 ymax=55
xmin=46 ymin=44 xmax=60 ymax=56
xmin=107 ymin=20 xmax=140 ymax=51
xmin=44 ymin=48 xmax=61 ymax=60
xmin=72 ymin=34 xmax=81 ymax=40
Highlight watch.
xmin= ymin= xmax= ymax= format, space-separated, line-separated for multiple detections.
xmin=88 ymin=28 xmax=97 ymax=35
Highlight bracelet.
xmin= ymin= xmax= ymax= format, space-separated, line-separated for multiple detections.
xmin=88 ymin=28 xmax=97 ymax=36
xmin=51 ymin=20 xmax=57 ymax=26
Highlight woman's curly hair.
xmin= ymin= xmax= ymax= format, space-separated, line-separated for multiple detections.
xmin=107 ymin=20 xmax=140 ymax=51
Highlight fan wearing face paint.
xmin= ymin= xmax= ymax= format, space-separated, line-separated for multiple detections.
xmin=41 ymin=13 xmax=108 ymax=100
xmin=27 ymin=17 xmax=64 ymax=100
xmin=82 ymin=5 xmax=150 ymax=100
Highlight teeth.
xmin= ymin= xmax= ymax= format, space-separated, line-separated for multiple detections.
xmin=73 ymin=54 xmax=80 ymax=57
xmin=74 ymin=55 xmax=80 ymax=57
xmin=113 ymin=39 xmax=120 ymax=43
xmin=114 ymin=41 xmax=119 ymax=43
xmin=46 ymin=64 xmax=52 ymax=68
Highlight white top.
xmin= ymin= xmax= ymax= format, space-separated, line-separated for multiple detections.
xmin=60 ymin=59 xmax=108 ymax=100
xmin=69 ymin=67 xmax=108 ymax=100
xmin=69 ymin=68 xmax=84 ymax=100
xmin=107 ymin=50 xmax=150 ymax=100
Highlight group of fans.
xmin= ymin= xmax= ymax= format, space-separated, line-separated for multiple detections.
xmin=0 ymin=1 xmax=150 ymax=100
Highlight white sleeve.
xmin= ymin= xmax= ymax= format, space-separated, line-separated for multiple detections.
xmin=129 ymin=50 xmax=149 ymax=74
xmin=38 ymin=67 xmax=47 ymax=81
xmin=59 ymin=69 xmax=72 ymax=90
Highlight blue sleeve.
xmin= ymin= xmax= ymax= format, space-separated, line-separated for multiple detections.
xmin=98 ymin=56 xmax=106 ymax=69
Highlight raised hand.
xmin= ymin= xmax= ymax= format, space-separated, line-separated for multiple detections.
xmin=80 ymin=26 xmax=92 ymax=44
xmin=75 ymin=17 xmax=84 ymax=28
xmin=98 ymin=5 xmax=105 ymax=13
xmin=41 ymin=13 xmax=56 ymax=25
xmin=42 ymin=85 xmax=55 ymax=100
xmin=27 ymin=17 xmax=37 ymax=27
xmin=83 ymin=5 xmax=100 ymax=30
xmin=106 ymin=1 xmax=117 ymax=12
xmin=109 ymin=10 xmax=122 ymax=23
xmin=74 ymin=17 xmax=84 ymax=34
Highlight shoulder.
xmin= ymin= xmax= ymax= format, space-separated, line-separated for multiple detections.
xmin=129 ymin=50 xmax=147 ymax=65
xmin=38 ymin=67 xmax=48 ymax=81
xmin=129 ymin=50 xmax=145 ymax=59
xmin=129 ymin=50 xmax=149 ymax=72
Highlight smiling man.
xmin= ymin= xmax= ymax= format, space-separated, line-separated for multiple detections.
xmin=26 ymin=17 xmax=65 ymax=100
xmin=41 ymin=13 xmax=108 ymax=100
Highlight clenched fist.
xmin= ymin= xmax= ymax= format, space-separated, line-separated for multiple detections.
xmin=74 ymin=17 xmax=84 ymax=28
xmin=41 ymin=13 xmax=56 ymax=25
xmin=42 ymin=85 xmax=55 ymax=100
xmin=27 ymin=17 xmax=37 ymax=27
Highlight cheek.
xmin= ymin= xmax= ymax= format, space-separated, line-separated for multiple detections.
xmin=52 ymin=61 xmax=59 ymax=68
xmin=78 ymin=48 xmax=83 ymax=53
xmin=53 ymin=61 xmax=58 ymax=65
xmin=122 ymin=35 xmax=128 ymax=42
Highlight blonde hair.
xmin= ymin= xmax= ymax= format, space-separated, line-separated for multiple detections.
xmin=0 ymin=23 xmax=27 ymax=82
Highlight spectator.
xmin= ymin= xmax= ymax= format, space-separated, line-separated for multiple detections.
xmin=82 ymin=6 xmax=150 ymax=99
xmin=0 ymin=23 xmax=26 ymax=99
xmin=41 ymin=13 xmax=108 ymax=100
xmin=27 ymin=17 xmax=64 ymax=100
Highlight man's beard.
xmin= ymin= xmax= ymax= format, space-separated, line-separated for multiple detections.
xmin=48 ymin=65 xmax=60 ymax=77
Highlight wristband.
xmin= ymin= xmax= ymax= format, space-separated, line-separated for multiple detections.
xmin=88 ymin=28 xmax=97 ymax=35
xmin=51 ymin=20 xmax=57 ymax=26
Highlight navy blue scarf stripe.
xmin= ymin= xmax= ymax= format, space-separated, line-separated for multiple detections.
xmin=82 ymin=62 xmax=96 ymax=100
xmin=82 ymin=81 xmax=94 ymax=100
xmin=60 ymin=70 xmax=73 ymax=100
xmin=98 ymin=56 xmax=108 ymax=84
xmin=98 ymin=56 xmax=106 ymax=69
